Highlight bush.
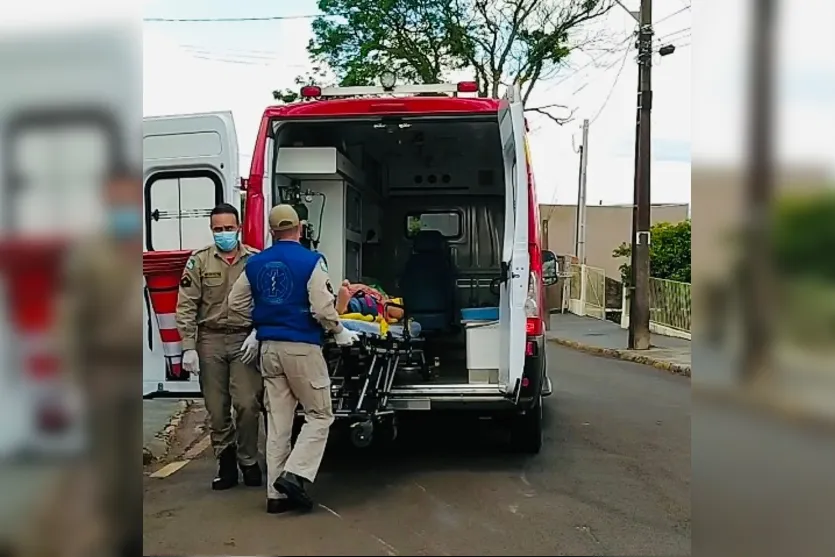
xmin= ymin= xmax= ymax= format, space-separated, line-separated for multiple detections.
xmin=613 ymin=220 xmax=691 ymax=285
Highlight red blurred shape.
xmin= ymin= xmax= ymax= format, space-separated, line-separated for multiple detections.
xmin=300 ymin=85 xmax=322 ymax=98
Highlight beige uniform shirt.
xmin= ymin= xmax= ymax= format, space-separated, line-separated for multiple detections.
xmin=175 ymin=243 xmax=260 ymax=351
xmin=59 ymin=235 xmax=143 ymax=393
xmin=228 ymin=253 xmax=343 ymax=334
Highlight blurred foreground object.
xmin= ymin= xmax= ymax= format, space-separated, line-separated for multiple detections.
xmin=741 ymin=0 xmax=777 ymax=384
xmin=0 ymin=13 xmax=141 ymax=557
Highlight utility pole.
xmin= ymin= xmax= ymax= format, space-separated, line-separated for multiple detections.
xmin=741 ymin=0 xmax=776 ymax=382
xmin=628 ymin=0 xmax=653 ymax=350
xmin=628 ymin=66 xmax=640 ymax=348
xmin=574 ymin=119 xmax=590 ymax=264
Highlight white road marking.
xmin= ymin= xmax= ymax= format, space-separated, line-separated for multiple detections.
xmin=150 ymin=461 xmax=190 ymax=479
xmin=184 ymin=434 xmax=212 ymax=460
xmin=372 ymin=535 xmax=399 ymax=556
xmin=319 ymin=504 xmax=342 ymax=519
xmin=149 ymin=433 xmax=212 ymax=479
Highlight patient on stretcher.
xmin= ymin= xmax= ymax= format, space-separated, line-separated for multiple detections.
xmin=335 ymin=280 xmax=421 ymax=338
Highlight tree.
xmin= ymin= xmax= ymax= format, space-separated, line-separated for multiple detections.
xmin=305 ymin=0 xmax=613 ymax=124
xmin=444 ymin=0 xmax=612 ymax=103
xmin=613 ymin=220 xmax=691 ymax=285
xmin=309 ymin=0 xmax=466 ymax=87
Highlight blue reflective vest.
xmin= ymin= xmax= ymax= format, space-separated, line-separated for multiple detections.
xmin=245 ymin=240 xmax=324 ymax=345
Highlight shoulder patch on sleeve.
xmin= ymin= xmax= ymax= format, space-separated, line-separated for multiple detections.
xmin=318 ymin=257 xmax=328 ymax=273
xmin=180 ymin=275 xmax=192 ymax=288
xmin=186 ymin=257 xmax=196 ymax=270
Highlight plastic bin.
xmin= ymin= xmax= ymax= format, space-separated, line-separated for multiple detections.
xmin=460 ymin=306 xmax=499 ymax=322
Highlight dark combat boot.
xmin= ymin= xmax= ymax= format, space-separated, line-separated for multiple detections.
xmin=273 ymin=471 xmax=314 ymax=512
xmin=240 ymin=461 xmax=263 ymax=487
xmin=211 ymin=446 xmax=239 ymax=491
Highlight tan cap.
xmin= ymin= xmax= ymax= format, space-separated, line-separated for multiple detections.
xmin=268 ymin=204 xmax=300 ymax=231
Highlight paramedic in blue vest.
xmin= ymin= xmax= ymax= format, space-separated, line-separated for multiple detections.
xmin=227 ymin=204 xmax=359 ymax=514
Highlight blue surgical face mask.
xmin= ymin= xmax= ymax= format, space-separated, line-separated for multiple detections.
xmin=107 ymin=207 xmax=141 ymax=239
xmin=213 ymin=230 xmax=239 ymax=252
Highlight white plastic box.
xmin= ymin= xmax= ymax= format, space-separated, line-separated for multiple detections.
xmin=465 ymin=321 xmax=500 ymax=383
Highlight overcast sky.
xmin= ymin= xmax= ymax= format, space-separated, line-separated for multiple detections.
xmin=138 ymin=0 xmax=831 ymax=207
xmin=140 ymin=0 xmax=695 ymax=206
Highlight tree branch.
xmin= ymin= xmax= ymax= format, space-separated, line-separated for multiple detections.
xmin=525 ymin=104 xmax=576 ymax=125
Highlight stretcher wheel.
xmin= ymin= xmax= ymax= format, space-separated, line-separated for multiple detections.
xmin=349 ymin=420 xmax=374 ymax=449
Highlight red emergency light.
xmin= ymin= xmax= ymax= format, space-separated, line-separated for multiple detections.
xmin=300 ymin=85 xmax=322 ymax=98
xmin=456 ymin=81 xmax=478 ymax=93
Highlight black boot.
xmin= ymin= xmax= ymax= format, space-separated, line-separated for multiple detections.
xmin=266 ymin=497 xmax=299 ymax=514
xmin=273 ymin=471 xmax=314 ymax=512
xmin=211 ymin=446 xmax=239 ymax=491
xmin=240 ymin=461 xmax=263 ymax=487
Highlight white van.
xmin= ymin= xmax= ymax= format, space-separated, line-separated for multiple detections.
xmin=142 ymin=111 xmax=240 ymax=397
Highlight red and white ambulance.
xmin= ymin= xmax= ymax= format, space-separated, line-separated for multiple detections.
xmin=142 ymin=79 xmax=559 ymax=453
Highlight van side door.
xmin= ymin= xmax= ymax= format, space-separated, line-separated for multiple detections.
xmin=497 ymin=86 xmax=531 ymax=397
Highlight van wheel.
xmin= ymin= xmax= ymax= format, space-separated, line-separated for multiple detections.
xmin=509 ymin=396 xmax=543 ymax=454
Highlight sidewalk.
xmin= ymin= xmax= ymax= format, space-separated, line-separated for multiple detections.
xmin=547 ymin=313 xmax=691 ymax=376
xmin=143 ymin=399 xmax=193 ymax=464
xmin=547 ymin=313 xmax=835 ymax=427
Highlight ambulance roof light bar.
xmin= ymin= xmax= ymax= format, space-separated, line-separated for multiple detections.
xmin=299 ymin=80 xmax=479 ymax=99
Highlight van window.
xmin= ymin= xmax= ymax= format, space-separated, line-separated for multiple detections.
xmin=144 ymin=170 xmax=223 ymax=251
xmin=406 ymin=211 xmax=461 ymax=238
xmin=3 ymin=125 xmax=111 ymax=235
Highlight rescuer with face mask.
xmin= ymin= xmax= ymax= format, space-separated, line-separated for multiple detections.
xmin=175 ymin=203 xmax=264 ymax=491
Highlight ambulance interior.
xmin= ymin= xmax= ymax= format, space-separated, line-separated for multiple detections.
xmin=270 ymin=115 xmax=509 ymax=386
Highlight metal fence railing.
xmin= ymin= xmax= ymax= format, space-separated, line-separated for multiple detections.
xmin=583 ymin=265 xmax=606 ymax=319
xmin=649 ymin=277 xmax=692 ymax=332
xmin=565 ymin=263 xmax=607 ymax=320
xmin=568 ymin=263 xmax=581 ymax=302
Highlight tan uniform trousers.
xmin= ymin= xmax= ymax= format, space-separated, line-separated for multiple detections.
xmin=197 ymin=329 xmax=264 ymax=465
xmin=261 ymin=340 xmax=334 ymax=499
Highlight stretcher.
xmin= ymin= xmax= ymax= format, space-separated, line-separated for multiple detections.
xmin=320 ymin=302 xmax=427 ymax=447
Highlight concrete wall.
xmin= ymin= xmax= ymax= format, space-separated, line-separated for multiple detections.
xmin=541 ymin=203 xmax=690 ymax=280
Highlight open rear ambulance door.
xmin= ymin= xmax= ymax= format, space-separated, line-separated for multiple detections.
xmin=497 ymin=86 xmax=530 ymax=397
xmin=142 ymin=111 xmax=239 ymax=397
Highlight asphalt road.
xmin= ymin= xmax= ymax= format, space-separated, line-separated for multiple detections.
xmin=143 ymin=344 xmax=691 ymax=556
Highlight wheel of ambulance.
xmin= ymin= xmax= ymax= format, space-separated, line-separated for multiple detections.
xmin=509 ymin=395 xmax=543 ymax=454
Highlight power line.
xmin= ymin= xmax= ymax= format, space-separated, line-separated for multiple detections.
xmin=588 ymin=43 xmax=632 ymax=124
xmin=540 ymin=33 xmax=634 ymax=96
xmin=656 ymin=26 xmax=691 ymax=41
xmin=655 ymin=5 xmax=690 ymax=25
xmin=144 ymin=14 xmax=321 ymax=23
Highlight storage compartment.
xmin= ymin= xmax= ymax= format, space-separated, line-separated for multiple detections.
xmin=270 ymin=115 xmax=507 ymax=387
xmin=465 ymin=321 xmax=500 ymax=383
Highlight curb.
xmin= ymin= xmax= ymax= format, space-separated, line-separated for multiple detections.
xmin=547 ymin=337 xmax=691 ymax=377
xmin=143 ymin=400 xmax=193 ymax=465
xmin=693 ymin=384 xmax=835 ymax=432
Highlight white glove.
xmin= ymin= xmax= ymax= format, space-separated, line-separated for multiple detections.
xmin=333 ymin=327 xmax=360 ymax=346
xmin=182 ymin=349 xmax=200 ymax=375
xmin=240 ymin=330 xmax=259 ymax=365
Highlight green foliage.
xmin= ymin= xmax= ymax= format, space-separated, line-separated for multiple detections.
xmin=613 ymin=220 xmax=691 ymax=285
xmin=305 ymin=0 xmax=611 ymax=102
xmin=406 ymin=215 xmax=424 ymax=236
xmin=309 ymin=0 xmax=464 ymax=87
xmin=772 ymin=193 xmax=835 ymax=282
